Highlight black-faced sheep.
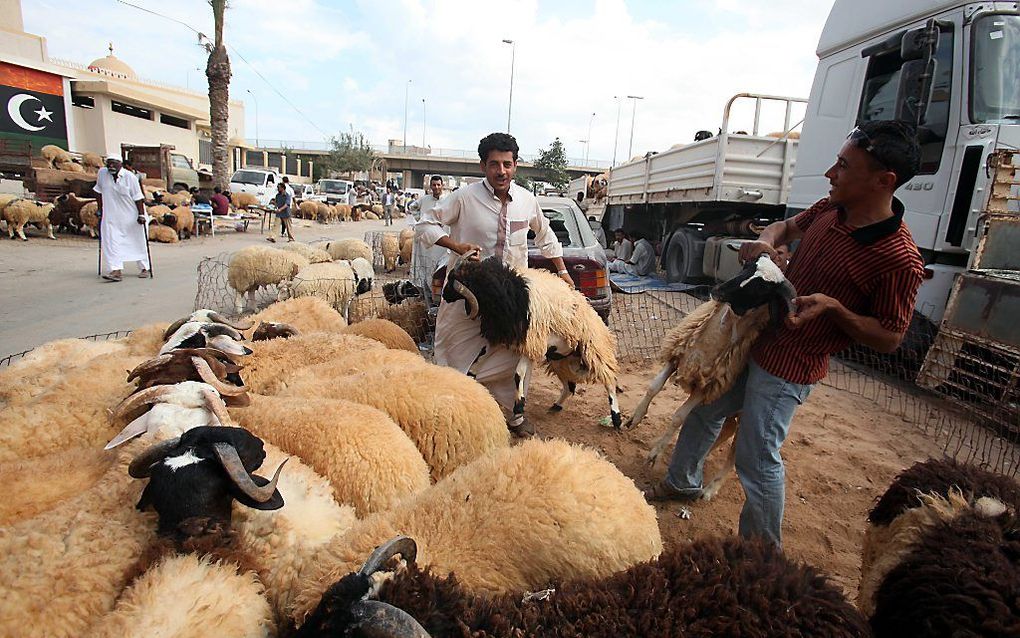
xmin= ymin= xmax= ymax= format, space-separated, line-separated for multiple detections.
xmin=625 ymin=253 xmax=797 ymax=470
xmin=288 ymin=439 xmax=663 ymax=626
xmin=51 ymin=192 xmax=94 ymax=234
xmin=443 ymin=256 xmax=621 ymax=429
xmin=297 ymin=534 xmax=870 ymax=638
xmin=163 ymin=309 xmax=254 ymax=341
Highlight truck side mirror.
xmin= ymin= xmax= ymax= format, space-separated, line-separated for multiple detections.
xmin=895 ymin=59 xmax=936 ymax=124
xmin=901 ymin=22 xmax=939 ymax=61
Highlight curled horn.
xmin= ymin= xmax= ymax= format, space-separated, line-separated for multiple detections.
xmin=778 ymin=279 xmax=798 ymax=316
xmin=200 ymin=387 xmax=235 ymax=427
xmin=191 ymin=357 xmax=247 ymax=396
xmin=359 ymin=536 xmax=418 ymax=577
xmin=452 ymin=281 xmax=479 ymax=320
xmin=128 ymin=436 xmax=182 ymax=478
xmin=126 ymin=354 xmax=174 ymax=383
xmin=212 ymin=442 xmax=286 ymax=503
xmin=162 ymin=317 xmax=191 ymax=341
xmin=450 ymin=248 xmax=478 ymax=272
xmin=207 ymin=311 xmax=253 ymax=331
xmin=348 ymin=600 xmax=432 ymax=638
xmin=111 ymin=385 xmax=175 ymax=423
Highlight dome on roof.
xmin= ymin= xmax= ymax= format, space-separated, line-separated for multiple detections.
xmin=87 ymin=43 xmax=136 ymax=80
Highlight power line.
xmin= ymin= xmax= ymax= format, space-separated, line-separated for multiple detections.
xmin=114 ymin=0 xmax=328 ymax=138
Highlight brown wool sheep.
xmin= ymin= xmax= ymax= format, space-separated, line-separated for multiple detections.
xmin=81 ymin=152 xmax=103 ymax=172
xmin=246 ymin=297 xmax=347 ymax=336
xmin=79 ymin=201 xmax=100 ymax=238
xmin=51 ymin=193 xmax=95 ymax=233
xmin=3 ymin=199 xmax=55 ymax=240
xmin=297 ymin=200 xmax=318 ymax=220
xmin=0 ymin=447 xmax=113 ymax=525
xmin=349 ymin=297 xmax=429 ymax=343
xmin=161 ymin=191 xmax=193 ymax=208
xmin=0 ymin=338 xmax=127 ymax=407
xmin=363 ymin=211 xmax=379 ymax=220
xmin=338 ymin=317 xmax=417 ymax=352
xmin=241 ymin=333 xmax=386 ymax=395
xmin=159 ymin=204 xmax=194 ymax=239
xmin=399 ymin=226 xmax=414 ymax=264
xmin=230 ymin=192 xmax=259 ymax=210
xmin=147 ymin=223 xmax=179 ymax=243
xmin=40 ymin=144 xmax=71 ymax=166
xmin=55 ymin=160 xmax=85 ymax=173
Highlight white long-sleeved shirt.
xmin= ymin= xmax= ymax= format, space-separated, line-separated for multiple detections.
xmin=415 ymin=179 xmax=563 ymax=271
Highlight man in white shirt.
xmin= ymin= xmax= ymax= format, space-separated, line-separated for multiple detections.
xmin=416 ymin=133 xmax=571 ymax=436
xmin=608 ymin=230 xmax=656 ymax=276
xmin=410 ymin=175 xmax=450 ymax=286
xmin=94 ymin=155 xmax=149 ymax=282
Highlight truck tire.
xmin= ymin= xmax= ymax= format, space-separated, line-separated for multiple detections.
xmin=663 ymin=229 xmax=708 ymax=283
xmin=172 ymin=183 xmax=189 ymax=193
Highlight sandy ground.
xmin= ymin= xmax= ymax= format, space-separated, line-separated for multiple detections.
xmin=0 ymin=217 xmax=399 ymax=356
xmin=523 ymin=361 xmax=948 ymax=600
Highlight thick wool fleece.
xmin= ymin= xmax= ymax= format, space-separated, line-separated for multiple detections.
xmin=285 ymin=261 xmax=356 ymax=312
xmin=871 ymin=508 xmax=1020 ymax=637
xmin=0 ymin=439 xmax=154 ymax=638
xmin=0 ymin=351 xmax=145 ymax=462
xmin=282 ymin=363 xmax=509 ymax=481
xmin=86 ymin=554 xmax=273 ymax=638
xmin=339 ymin=317 xmax=418 ymax=352
xmin=381 ymin=232 xmax=400 ymax=271
xmin=324 ymin=238 xmax=372 ymax=263
xmin=242 ymin=333 xmax=385 ymax=395
xmin=281 ymin=242 xmax=333 ymax=264
xmin=0 ymin=338 xmax=126 ymax=407
xmin=289 ymin=439 xmax=663 ymax=625
xmin=659 ymin=299 xmax=770 ymax=403
xmin=119 ymin=322 xmax=173 ymax=357
xmin=0 ymin=447 xmax=113 ymax=525
xmin=231 ymin=394 xmax=430 ymax=516
xmin=228 ymin=245 xmax=310 ymax=295
xmin=369 ymin=537 xmax=868 ymax=638
xmin=247 ymin=297 xmax=347 ymax=336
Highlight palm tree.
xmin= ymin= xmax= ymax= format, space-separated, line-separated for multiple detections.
xmin=205 ymin=0 xmax=231 ymax=190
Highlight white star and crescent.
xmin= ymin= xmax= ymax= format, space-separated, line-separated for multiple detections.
xmin=6 ymin=94 xmax=51 ymax=132
xmin=34 ymin=106 xmax=53 ymax=123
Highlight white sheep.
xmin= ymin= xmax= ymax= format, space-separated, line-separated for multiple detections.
xmin=280 ymin=242 xmax=333 ymax=263
xmin=323 ymin=238 xmax=372 ymax=263
xmin=277 ymin=261 xmax=356 ymax=315
xmin=79 ymin=201 xmax=100 ymax=238
xmin=104 ymin=380 xmax=240 ymax=449
xmin=227 ymin=245 xmax=310 ymax=314
xmin=381 ymin=232 xmax=400 ymax=272
xmin=3 ymin=199 xmax=56 ymax=240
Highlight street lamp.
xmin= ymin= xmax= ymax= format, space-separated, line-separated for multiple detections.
xmin=403 ymin=79 xmax=412 ymax=150
xmin=502 ymin=39 xmax=515 ymax=133
xmin=612 ymin=96 xmax=622 ymax=167
xmin=578 ymin=139 xmax=589 ymax=163
xmin=185 ymin=66 xmax=202 ymax=90
xmin=422 ymin=97 xmax=427 ymax=148
xmin=585 ymin=111 xmax=595 ymax=164
xmin=246 ymin=89 xmax=259 ymax=148
xmin=626 ymin=95 xmax=644 ymax=160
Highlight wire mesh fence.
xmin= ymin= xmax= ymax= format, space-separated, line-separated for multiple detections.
xmin=0 ymin=329 xmax=134 ymax=368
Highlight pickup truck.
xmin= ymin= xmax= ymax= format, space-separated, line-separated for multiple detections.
xmin=229 ymin=168 xmax=281 ymax=206
xmin=122 ymin=144 xmax=202 ymax=193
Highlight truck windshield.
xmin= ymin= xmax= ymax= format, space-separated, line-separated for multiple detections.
xmin=971 ymin=14 xmax=1020 ymax=124
xmin=231 ymin=170 xmax=265 ymax=185
xmin=319 ymin=180 xmax=348 ymax=194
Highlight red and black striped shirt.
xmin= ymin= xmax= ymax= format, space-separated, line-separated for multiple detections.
xmin=753 ymin=197 xmax=924 ymax=385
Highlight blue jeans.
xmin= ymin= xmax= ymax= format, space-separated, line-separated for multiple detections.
xmin=665 ymin=360 xmax=813 ymax=546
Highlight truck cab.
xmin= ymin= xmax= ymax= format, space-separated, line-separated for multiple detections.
xmin=316 ymin=178 xmax=353 ymax=205
xmin=229 ymin=168 xmax=281 ymax=206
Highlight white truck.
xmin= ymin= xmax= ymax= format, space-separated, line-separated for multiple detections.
xmin=229 ymin=168 xmax=281 ymax=206
xmin=606 ymin=0 xmax=1019 ymax=325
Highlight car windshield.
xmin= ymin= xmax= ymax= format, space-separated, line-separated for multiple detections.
xmin=230 ymin=170 xmax=265 ymax=185
xmin=319 ymin=180 xmax=348 ymax=194
xmin=971 ymin=14 xmax=1020 ymax=123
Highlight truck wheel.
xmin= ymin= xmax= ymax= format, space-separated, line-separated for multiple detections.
xmin=663 ymin=229 xmax=708 ymax=283
xmin=172 ymin=184 xmax=189 ymax=193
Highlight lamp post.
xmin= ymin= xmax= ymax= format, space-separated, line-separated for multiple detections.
xmin=246 ymin=89 xmax=259 ymax=148
xmin=502 ymin=39 xmax=515 ymax=133
xmin=185 ymin=66 xmax=202 ymax=90
xmin=585 ymin=111 xmax=595 ymax=164
xmin=612 ymin=96 xmax=622 ymax=167
xmin=626 ymin=95 xmax=644 ymax=160
xmin=421 ymin=97 xmax=427 ymax=148
xmin=402 ymin=79 xmax=412 ymax=151
xmin=578 ymin=139 xmax=588 ymax=163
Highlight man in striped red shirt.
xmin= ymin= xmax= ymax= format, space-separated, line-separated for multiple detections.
xmin=646 ymin=121 xmax=924 ymax=547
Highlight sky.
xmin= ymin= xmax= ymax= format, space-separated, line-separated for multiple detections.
xmin=24 ymin=0 xmax=835 ymax=165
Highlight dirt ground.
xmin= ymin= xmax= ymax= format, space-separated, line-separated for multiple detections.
xmin=522 ymin=360 xmax=948 ymax=601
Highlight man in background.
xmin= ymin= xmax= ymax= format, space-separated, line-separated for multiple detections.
xmin=608 ymin=230 xmax=655 ymax=276
xmin=94 ymin=155 xmax=149 ymax=282
xmin=211 ymin=186 xmax=230 ymax=216
xmin=411 ymin=175 xmax=450 ymax=286
xmin=266 ymin=182 xmax=294 ymax=243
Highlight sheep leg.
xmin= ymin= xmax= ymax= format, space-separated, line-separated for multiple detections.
xmin=700 ymin=414 xmax=739 ymax=501
xmin=606 ymin=382 xmax=623 ymax=428
xmin=244 ymin=290 xmax=257 ymax=313
xmin=646 ymin=394 xmax=701 ymax=467
xmin=624 ymin=361 xmax=677 ymax=429
xmin=16 ymin=223 xmax=27 ymax=241
xmin=465 ymin=346 xmax=490 ymax=379
xmin=42 ymin=221 xmax=55 ymax=240
xmin=550 ymin=380 xmax=576 ymax=411
xmin=508 ymin=357 xmax=533 ymax=429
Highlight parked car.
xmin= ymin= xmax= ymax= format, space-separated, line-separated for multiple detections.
xmin=292 ymin=183 xmax=316 ymax=204
xmin=229 ymin=168 xmax=280 ymax=206
xmin=122 ymin=144 xmax=201 ymax=193
xmin=430 ymin=195 xmax=612 ymax=323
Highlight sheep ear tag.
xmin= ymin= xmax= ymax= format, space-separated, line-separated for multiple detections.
xmin=231 ymin=474 xmax=285 ymax=511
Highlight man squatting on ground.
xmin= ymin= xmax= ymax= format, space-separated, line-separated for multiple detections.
xmin=645 ymin=120 xmax=925 ymax=547
xmin=416 ymin=132 xmax=572 ymax=437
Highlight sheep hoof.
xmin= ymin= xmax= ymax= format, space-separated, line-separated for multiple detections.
xmin=549 ymin=404 xmax=563 ymax=412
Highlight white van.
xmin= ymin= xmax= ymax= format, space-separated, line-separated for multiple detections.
xmin=229 ymin=168 xmax=281 ymax=206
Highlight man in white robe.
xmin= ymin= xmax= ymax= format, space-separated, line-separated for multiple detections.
xmin=410 ymin=175 xmax=451 ymax=290
xmin=608 ymin=233 xmax=656 ymax=276
xmin=416 ymin=133 xmax=570 ymax=436
xmin=94 ymin=155 xmax=149 ymax=282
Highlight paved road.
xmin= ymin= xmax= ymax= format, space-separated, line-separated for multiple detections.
xmin=0 ymin=218 xmax=400 ymax=356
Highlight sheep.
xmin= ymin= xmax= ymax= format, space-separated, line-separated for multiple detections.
xmin=161 ymin=190 xmax=193 ymax=208
xmin=625 ymin=253 xmax=798 ymax=468
xmin=0 ymin=447 xmax=112 ymax=525
xmin=158 ymin=204 xmax=195 ymax=239
xmin=289 ymin=438 xmax=664 ymax=625
xmin=252 ymin=321 xmax=301 ymax=341
xmin=316 ymin=202 xmax=334 ymax=223
xmin=350 ymin=296 xmax=430 ymax=344
xmin=230 ymin=394 xmax=431 ymax=516
xmin=231 ymin=192 xmax=259 ymax=210
xmin=324 ymin=237 xmax=373 ymax=262
xmin=40 ymin=144 xmax=71 ymax=166
xmin=364 ymin=211 xmax=380 ymax=220
xmin=51 ymin=192 xmax=94 ymax=233
xmin=339 ymin=317 xmax=418 ymax=352
xmin=281 ymin=360 xmax=510 ymax=481
xmin=160 ymin=321 xmax=252 ymax=356
xmin=350 ymin=255 xmax=374 ymax=293
xmin=81 ymin=152 xmax=103 ymax=172
xmin=281 ymin=241 xmax=333 ymax=263
xmin=297 ymin=200 xmax=318 ymax=219
xmin=163 ymin=309 xmax=254 ymax=341
xmin=0 ymin=337 xmax=126 ymax=406
xmin=241 ymin=332 xmax=386 ymax=395
xmin=119 ymin=321 xmax=174 ymax=357
xmin=371 ymin=204 xmax=385 ymax=216
xmin=299 ymin=534 xmax=870 ymax=638
xmin=399 ymin=226 xmax=414 ymax=264
xmin=86 ymin=553 xmax=274 ymax=638
xmin=247 ymin=296 xmax=348 ymax=335
xmin=278 ymin=260 xmax=357 ymax=314
xmin=382 ymin=232 xmax=400 ymax=271
xmin=126 ymin=349 xmax=248 ymax=394
xmin=75 ymin=200 xmax=100 ymax=237
xmin=335 ymin=203 xmax=352 ymax=221
xmin=228 ymin=245 xmax=310 ymax=314
xmin=55 ymin=159 xmax=86 ymax=173
xmin=858 ymin=457 xmax=1020 ymax=620
xmin=148 ymin=222 xmax=179 ymax=243
xmin=444 ymin=256 xmax=621 ymax=429
xmin=3 ymin=199 xmax=55 ymax=240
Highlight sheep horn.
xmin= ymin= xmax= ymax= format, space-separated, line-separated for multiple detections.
xmin=126 ymin=354 xmax=174 ymax=383
xmin=207 ymin=311 xmax=253 ymax=331
xmin=358 ymin=536 xmax=418 ymax=578
xmin=128 ymin=436 xmax=182 ymax=478
xmin=452 ymin=281 xmax=479 ymax=320
xmin=111 ymin=385 xmax=175 ymax=423
xmin=349 ymin=600 xmax=432 ymax=638
xmin=192 ymin=357 xmax=248 ymax=396
xmin=778 ymin=279 xmax=798 ymax=316
xmin=213 ymin=443 xmax=286 ymax=503
xmin=451 ymin=248 xmax=479 ymax=272
xmin=162 ymin=317 xmax=190 ymax=341
xmin=201 ymin=387 xmax=235 ymax=427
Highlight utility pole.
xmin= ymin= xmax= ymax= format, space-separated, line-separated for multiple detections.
xmin=612 ymin=96 xmax=622 ymax=167
xmin=246 ymin=89 xmax=259 ymax=148
xmin=422 ymin=97 xmax=427 ymax=148
xmin=626 ymin=95 xmax=644 ymax=160
xmin=403 ymin=79 xmax=412 ymax=150
xmin=585 ymin=111 xmax=595 ymax=164
xmin=502 ymin=39 xmax=515 ymax=133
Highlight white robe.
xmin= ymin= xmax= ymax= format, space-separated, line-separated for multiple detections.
xmin=94 ymin=167 xmax=148 ymax=274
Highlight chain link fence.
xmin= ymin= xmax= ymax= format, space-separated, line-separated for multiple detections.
xmin=0 ymin=330 xmax=134 ymax=368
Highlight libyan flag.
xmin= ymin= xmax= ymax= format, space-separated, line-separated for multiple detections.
xmin=0 ymin=61 xmax=68 ymax=150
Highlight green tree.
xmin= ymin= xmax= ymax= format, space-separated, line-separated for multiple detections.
xmin=326 ymin=131 xmax=376 ymax=176
xmin=513 ymin=173 xmax=533 ymax=191
xmin=534 ymin=137 xmax=569 ymax=189
xmin=205 ymin=0 xmax=231 ymax=190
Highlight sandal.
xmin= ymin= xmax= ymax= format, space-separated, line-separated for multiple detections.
xmin=508 ymin=417 xmax=535 ymax=438
xmin=138 ymin=270 xmax=151 ymax=278
xmin=643 ymin=480 xmax=700 ymax=503
xmin=102 ymin=272 xmax=122 ymax=282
